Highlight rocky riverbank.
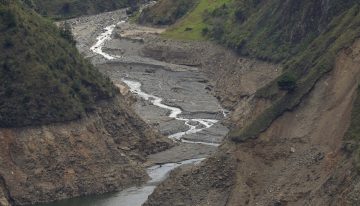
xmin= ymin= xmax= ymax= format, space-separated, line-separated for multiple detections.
xmin=65 ymin=10 xmax=231 ymax=166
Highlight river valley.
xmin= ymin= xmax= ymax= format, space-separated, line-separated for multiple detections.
xmin=36 ymin=7 xmax=229 ymax=206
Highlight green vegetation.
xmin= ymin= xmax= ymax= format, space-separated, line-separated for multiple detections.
xmin=139 ymin=0 xmax=199 ymax=26
xmin=204 ymin=0 xmax=358 ymax=61
xmin=162 ymin=0 xmax=232 ymax=40
xmin=29 ymin=0 xmax=137 ymax=19
xmin=277 ymin=74 xmax=297 ymax=91
xmin=0 ymin=0 xmax=117 ymax=127
xmin=59 ymin=21 xmax=76 ymax=45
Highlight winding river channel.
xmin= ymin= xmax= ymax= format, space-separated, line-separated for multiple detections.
xmin=38 ymin=8 xmax=228 ymax=206
xmin=90 ymin=20 xmax=223 ymax=146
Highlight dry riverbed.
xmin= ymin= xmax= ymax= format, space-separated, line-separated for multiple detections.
xmin=67 ymin=11 xmax=229 ymax=164
xmin=37 ymin=8 xmax=229 ymax=206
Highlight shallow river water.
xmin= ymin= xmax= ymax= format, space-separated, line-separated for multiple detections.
xmin=37 ymin=10 xmax=227 ymax=206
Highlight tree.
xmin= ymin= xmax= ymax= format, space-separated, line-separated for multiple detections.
xmin=59 ymin=21 xmax=76 ymax=45
xmin=277 ymin=73 xmax=297 ymax=91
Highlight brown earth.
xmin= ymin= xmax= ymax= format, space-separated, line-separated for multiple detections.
xmin=0 ymin=94 xmax=172 ymax=206
xmin=144 ymin=38 xmax=360 ymax=206
xmin=144 ymin=148 xmax=237 ymax=206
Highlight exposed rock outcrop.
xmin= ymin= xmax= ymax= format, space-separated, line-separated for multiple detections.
xmin=145 ymin=149 xmax=236 ymax=206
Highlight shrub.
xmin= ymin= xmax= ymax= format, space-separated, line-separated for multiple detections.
xmin=0 ymin=1 xmax=117 ymax=127
xmin=61 ymin=3 xmax=70 ymax=14
xmin=59 ymin=21 xmax=76 ymax=45
xmin=277 ymin=74 xmax=297 ymax=91
xmin=22 ymin=0 xmax=35 ymax=8
xmin=3 ymin=37 xmax=13 ymax=48
xmin=234 ymin=9 xmax=245 ymax=22
xmin=0 ymin=9 xmax=17 ymax=29
xmin=202 ymin=27 xmax=209 ymax=35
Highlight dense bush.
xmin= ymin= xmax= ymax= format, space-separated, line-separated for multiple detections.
xmin=59 ymin=21 xmax=76 ymax=45
xmin=0 ymin=1 xmax=117 ymax=127
xmin=204 ymin=0 xmax=358 ymax=62
xmin=277 ymin=74 xmax=296 ymax=91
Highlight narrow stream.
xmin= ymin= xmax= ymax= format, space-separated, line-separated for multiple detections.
xmin=37 ymin=159 xmax=204 ymax=206
xmin=37 ymin=16 xmax=225 ymax=206
xmin=89 ymin=20 xmax=224 ymax=205
xmin=90 ymin=20 xmax=223 ymax=146
xmin=89 ymin=20 xmax=223 ymax=205
xmin=122 ymin=79 xmax=221 ymax=146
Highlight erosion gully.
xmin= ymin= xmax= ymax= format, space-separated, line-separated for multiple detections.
xmin=37 ymin=9 xmax=229 ymax=206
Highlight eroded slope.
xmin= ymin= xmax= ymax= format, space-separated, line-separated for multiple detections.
xmin=145 ymin=37 xmax=360 ymax=206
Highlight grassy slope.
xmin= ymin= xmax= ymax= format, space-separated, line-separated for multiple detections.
xmin=0 ymin=0 xmax=117 ymax=127
xmin=138 ymin=0 xmax=198 ymax=26
xmin=205 ymin=0 xmax=359 ymax=62
xmin=163 ymin=0 xmax=232 ymax=40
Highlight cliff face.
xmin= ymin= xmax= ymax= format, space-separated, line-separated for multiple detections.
xmin=0 ymin=95 xmax=172 ymax=206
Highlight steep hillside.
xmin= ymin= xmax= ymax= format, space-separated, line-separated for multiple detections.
xmin=222 ymin=0 xmax=360 ymax=143
xmin=0 ymin=1 xmax=173 ymax=205
xmin=142 ymin=0 xmax=360 ymax=205
xmin=146 ymin=39 xmax=360 ymax=205
xmin=154 ymin=0 xmax=360 ymax=143
xmin=31 ymin=0 xmax=137 ymax=19
xmin=0 ymin=0 xmax=117 ymax=127
xmin=143 ymin=0 xmax=360 ymax=142
xmin=138 ymin=0 xmax=198 ymax=26
xmin=204 ymin=0 xmax=359 ymax=62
